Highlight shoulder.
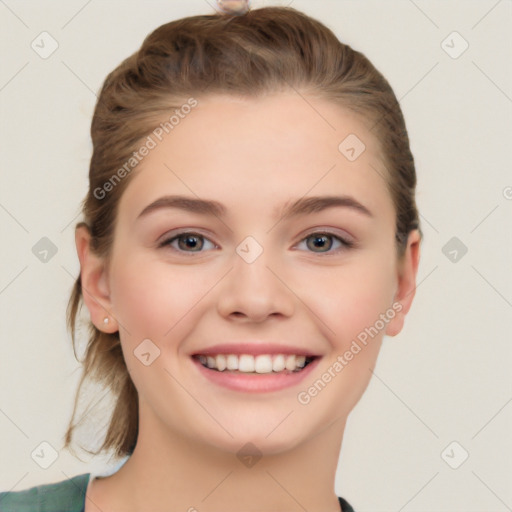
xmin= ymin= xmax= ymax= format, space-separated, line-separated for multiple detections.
xmin=0 ymin=473 xmax=90 ymax=512
xmin=338 ymin=495 xmax=356 ymax=512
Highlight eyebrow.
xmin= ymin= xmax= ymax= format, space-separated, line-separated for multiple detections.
xmin=277 ymin=195 xmax=373 ymax=220
xmin=136 ymin=195 xmax=226 ymax=220
xmin=135 ymin=194 xmax=373 ymax=222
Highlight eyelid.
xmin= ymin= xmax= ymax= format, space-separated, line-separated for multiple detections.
xmin=292 ymin=229 xmax=356 ymax=253
xmin=296 ymin=227 xmax=355 ymax=245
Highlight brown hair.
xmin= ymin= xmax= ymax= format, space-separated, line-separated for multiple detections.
xmin=64 ymin=6 xmax=421 ymax=460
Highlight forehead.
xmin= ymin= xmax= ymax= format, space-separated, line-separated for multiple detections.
xmin=118 ymin=93 xmax=393 ymax=224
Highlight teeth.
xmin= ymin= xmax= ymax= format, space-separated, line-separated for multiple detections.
xmin=272 ymin=354 xmax=285 ymax=372
xmin=197 ymin=354 xmax=313 ymax=373
xmin=226 ymin=354 xmax=238 ymax=370
xmin=239 ymin=354 xmax=255 ymax=372
xmin=254 ymin=355 xmax=273 ymax=373
xmin=285 ymin=355 xmax=296 ymax=371
xmin=216 ymin=354 xmax=227 ymax=371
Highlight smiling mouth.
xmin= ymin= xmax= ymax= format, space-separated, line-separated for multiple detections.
xmin=193 ymin=353 xmax=317 ymax=374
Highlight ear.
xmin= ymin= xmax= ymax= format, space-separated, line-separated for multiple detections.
xmin=75 ymin=224 xmax=118 ymax=333
xmin=385 ymin=229 xmax=421 ymax=337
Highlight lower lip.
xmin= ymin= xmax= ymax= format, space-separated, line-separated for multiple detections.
xmin=192 ymin=357 xmax=321 ymax=393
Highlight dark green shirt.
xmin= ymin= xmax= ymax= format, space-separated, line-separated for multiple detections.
xmin=0 ymin=473 xmax=355 ymax=511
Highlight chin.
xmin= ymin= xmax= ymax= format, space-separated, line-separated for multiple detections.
xmin=200 ymin=419 xmax=314 ymax=458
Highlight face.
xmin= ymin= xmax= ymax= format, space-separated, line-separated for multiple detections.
xmin=88 ymin=93 xmax=419 ymax=455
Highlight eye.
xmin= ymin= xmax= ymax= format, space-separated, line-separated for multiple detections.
xmin=296 ymin=232 xmax=353 ymax=253
xmin=159 ymin=232 xmax=216 ymax=252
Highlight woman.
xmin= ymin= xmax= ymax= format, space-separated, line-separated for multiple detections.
xmin=0 ymin=4 xmax=421 ymax=511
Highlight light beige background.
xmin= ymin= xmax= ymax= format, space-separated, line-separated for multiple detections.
xmin=1 ymin=1 xmax=511 ymax=510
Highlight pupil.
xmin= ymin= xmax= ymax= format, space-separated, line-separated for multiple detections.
xmin=308 ymin=234 xmax=331 ymax=252
xmin=179 ymin=235 xmax=202 ymax=251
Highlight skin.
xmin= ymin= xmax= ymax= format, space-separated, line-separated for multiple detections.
xmin=77 ymin=92 xmax=420 ymax=512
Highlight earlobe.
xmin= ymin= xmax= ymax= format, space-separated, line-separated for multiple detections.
xmin=75 ymin=225 xmax=118 ymax=333
xmin=385 ymin=230 xmax=421 ymax=338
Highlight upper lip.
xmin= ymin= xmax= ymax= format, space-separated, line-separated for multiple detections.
xmin=191 ymin=343 xmax=321 ymax=357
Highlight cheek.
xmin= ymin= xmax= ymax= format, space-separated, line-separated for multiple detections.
xmin=294 ymin=257 xmax=396 ymax=421
xmin=108 ymin=256 xmax=220 ymax=400
xmin=298 ymin=254 xmax=397 ymax=349
xmin=109 ymin=254 xmax=219 ymax=342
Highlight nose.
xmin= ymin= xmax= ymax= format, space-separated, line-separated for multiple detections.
xmin=216 ymin=249 xmax=295 ymax=323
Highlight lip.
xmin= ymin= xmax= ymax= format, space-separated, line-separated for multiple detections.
xmin=192 ymin=355 xmax=321 ymax=393
xmin=191 ymin=343 xmax=321 ymax=357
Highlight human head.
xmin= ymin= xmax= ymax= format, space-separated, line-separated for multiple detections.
xmin=65 ymin=6 xmax=421 ymax=459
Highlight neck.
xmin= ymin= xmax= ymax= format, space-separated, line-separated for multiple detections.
xmin=89 ymin=409 xmax=346 ymax=512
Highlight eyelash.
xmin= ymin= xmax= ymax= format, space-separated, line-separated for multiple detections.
xmin=158 ymin=231 xmax=217 ymax=253
xmin=159 ymin=230 xmax=355 ymax=254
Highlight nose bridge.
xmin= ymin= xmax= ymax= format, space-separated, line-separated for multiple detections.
xmin=216 ymin=237 xmax=294 ymax=321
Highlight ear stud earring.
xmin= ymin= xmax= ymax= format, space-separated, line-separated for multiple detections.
xmin=103 ymin=317 xmax=109 ymax=325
